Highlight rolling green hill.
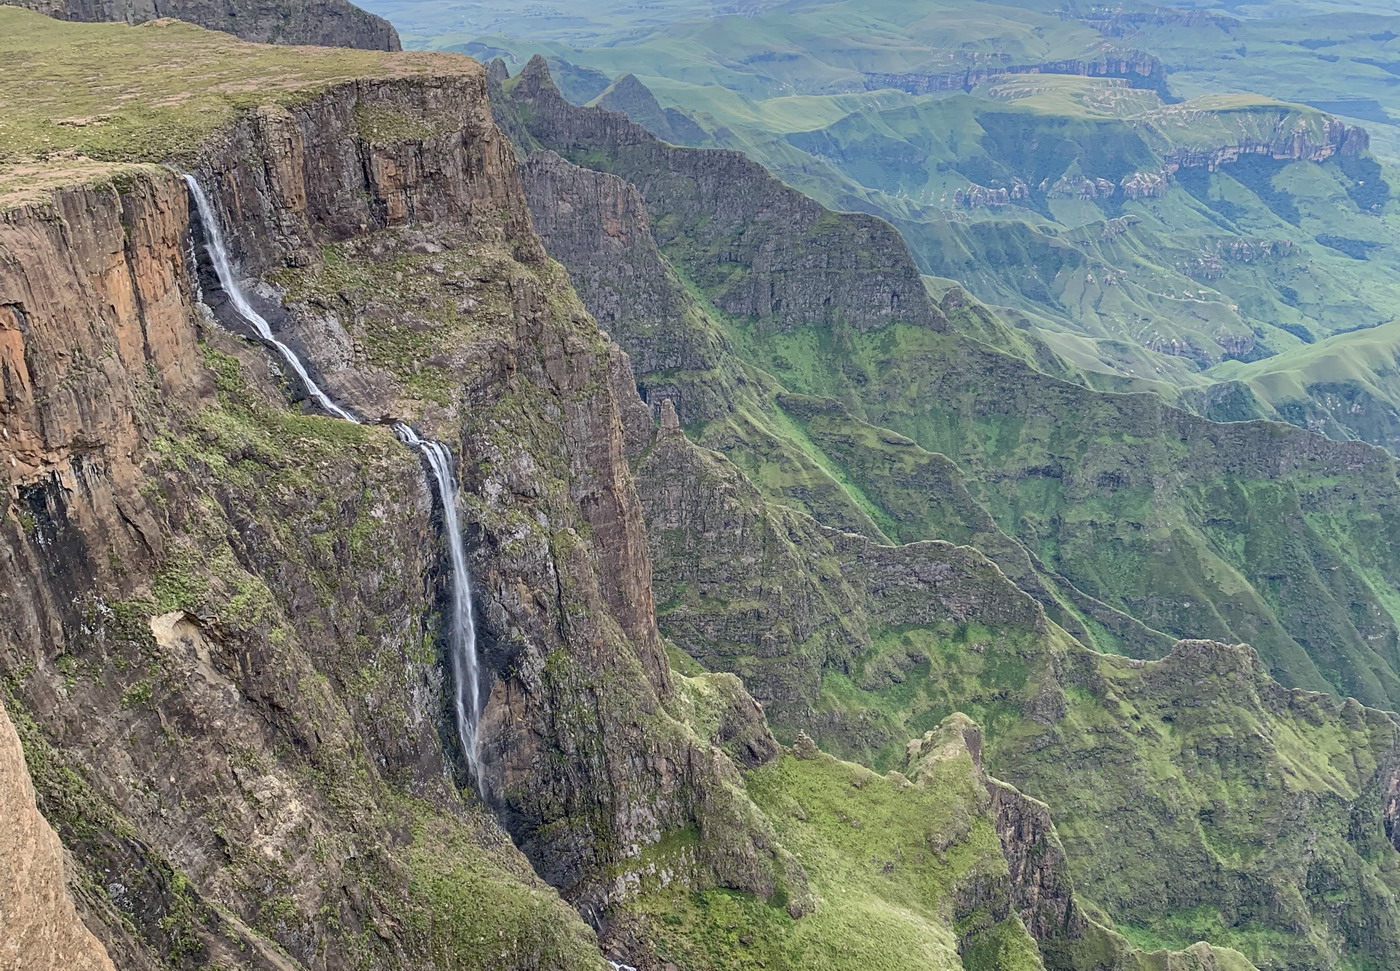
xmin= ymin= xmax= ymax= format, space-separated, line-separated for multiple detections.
xmin=359 ymin=0 xmax=1400 ymax=460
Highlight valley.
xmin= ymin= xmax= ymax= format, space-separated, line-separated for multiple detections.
xmin=6 ymin=1 xmax=1400 ymax=970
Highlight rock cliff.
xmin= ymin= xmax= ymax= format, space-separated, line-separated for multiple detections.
xmin=8 ymin=0 xmax=401 ymax=48
xmin=1153 ymin=113 xmax=1369 ymax=171
xmin=0 ymin=13 xmax=801 ymax=967
xmin=507 ymin=56 xmax=944 ymax=340
xmin=864 ymin=50 xmax=1166 ymax=95
xmin=0 ymin=700 xmax=116 ymax=971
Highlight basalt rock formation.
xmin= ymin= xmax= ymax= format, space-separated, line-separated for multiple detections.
xmin=0 ymin=12 xmax=802 ymax=968
xmin=1155 ymin=114 xmax=1369 ymax=171
xmin=863 ymin=51 xmax=1166 ymax=95
xmin=506 ymin=56 xmax=943 ymax=341
xmin=8 ymin=0 xmax=400 ymax=48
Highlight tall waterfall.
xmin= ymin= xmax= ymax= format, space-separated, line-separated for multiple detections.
xmin=392 ymin=422 xmax=484 ymax=792
xmin=182 ymin=173 xmax=486 ymax=795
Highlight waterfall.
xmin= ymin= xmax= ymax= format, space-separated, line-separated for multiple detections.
xmin=182 ymin=172 xmax=486 ymax=795
xmin=393 ymin=422 xmax=484 ymax=793
xmin=181 ymin=174 xmax=357 ymax=424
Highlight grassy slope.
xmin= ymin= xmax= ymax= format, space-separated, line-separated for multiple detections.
xmin=497 ymin=65 xmax=1400 ymax=964
xmin=0 ymin=6 xmax=471 ymax=200
xmin=626 ymin=736 xmax=1036 ymax=971
xmin=363 ymin=0 xmax=1400 ymax=460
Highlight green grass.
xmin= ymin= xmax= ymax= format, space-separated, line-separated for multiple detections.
xmin=629 ymin=736 xmax=1035 ymax=971
xmin=0 ymin=7 xmax=477 ymax=200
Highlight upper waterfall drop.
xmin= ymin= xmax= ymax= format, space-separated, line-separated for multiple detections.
xmin=181 ymin=173 xmax=358 ymax=424
xmin=182 ymin=172 xmax=487 ymax=796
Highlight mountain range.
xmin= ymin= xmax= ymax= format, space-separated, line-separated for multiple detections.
xmin=7 ymin=1 xmax=1400 ymax=970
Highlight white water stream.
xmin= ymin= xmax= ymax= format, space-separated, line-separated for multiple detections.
xmin=392 ymin=422 xmax=484 ymax=791
xmin=182 ymin=173 xmax=485 ymax=794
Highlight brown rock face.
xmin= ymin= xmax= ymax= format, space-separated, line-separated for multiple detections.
xmin=9 ymin=0 xmax=401 ymax=50
xmin=2 ymin=45 xmax=801 ymax=966
xmin=1160 ymin=115 xmax=1369 ymax=172
xmin=0 ymin=700 xmax=117 ymax=971
xmin=517 ymin=149 xmax=736 ymax=425
xmin=506 ymin=56 xmax=945 ymax=339
xmin=988 ymin=782 xmax=1087 ymax=943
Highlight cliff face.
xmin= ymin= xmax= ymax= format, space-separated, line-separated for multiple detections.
xmin=9 ymin=0 xmax=401 ymax=49
xmin=516 ymin=150 xmax=738 ymax=426
xmin=0 ymin=700 xmax=116 ymax=971
xmin=863 ymin=50 xmax=1166 ymax=95
xmin=509 ymin=56 xmax=945 ymax=340
xmin=1155 ymin=114 xmax=1369 ymax=171
xmin=2 ymin=163 xmax=606 ymax=970
xmin=188 ymin=74 xmax=803 ymax=921
xmin=1 ymin=18 xmax=802 ymax=968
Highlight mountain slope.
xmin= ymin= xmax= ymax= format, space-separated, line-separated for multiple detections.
xmin=367 ymin=0 xmax=1400 ymax=464
xmin=500 ymin=56 xmax=1400 ymax=710
xmin=7 ymin=7 xmax=1400 ymax=971
xmin=491 ymin=58 xmax=1400 ymax=967
xmin=0 ymin=11 xmax=801 ymax=967
xmin=7 ymin=0 xmax=401 ymax=49
xmin=0 ymin=12 xmax=1254 ymax=971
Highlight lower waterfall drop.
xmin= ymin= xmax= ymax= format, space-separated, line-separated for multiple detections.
xmin=393 ymin=422 xmax=485 ymax=793
xmin=182 ymin=172 xmax=486 ymax=796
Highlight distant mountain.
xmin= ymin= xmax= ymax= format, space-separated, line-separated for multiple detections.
xmin=10 ymin=0 xmax=401 ymax=48
xmin=365 ymin=0 xmax=1400 ymax=459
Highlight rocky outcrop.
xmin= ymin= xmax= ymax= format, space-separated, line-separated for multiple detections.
xmin=1155 ymin=115 xmax=1369 ymax=171
xmin=594 ymin=73 xmax=707 ymax=146
xmin=906 ymin=717 xmax=1087 ymax=949
xmin=1178 ymin=239 xmax=1294 ymax=280
xmin=1120 ymin=170 xmax=1168 ymax=198
xmin=905 ymin=714 xmax=1260 ymax=971
xmin=864 ymin=50 xmax=1166 ymax=95
xmin=505 ymin=55 xmax=946 ymax=338
xmin=955 ymin=179 xmax=1029 ymax=207
xmin=0 ymin=699 xmax=116 ymax=971
xmin=1044 ymin=174 xmax=1118 ymax=200
xmin=987 ymin=781 xmax=1086 ymax=945
xmin=9 ymin=0 xmax=401 ymax=49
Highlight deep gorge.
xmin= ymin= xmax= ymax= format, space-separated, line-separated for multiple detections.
xmin=8 ymin=5 xmax=1400 ymax=970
